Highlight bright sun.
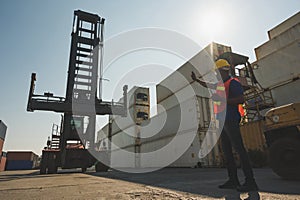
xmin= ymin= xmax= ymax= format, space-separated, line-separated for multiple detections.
xmin=200 ymin=10 xmax=227 ymax=39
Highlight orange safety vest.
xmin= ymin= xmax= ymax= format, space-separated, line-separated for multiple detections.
xmin=213 ymin=77 xmax=245 ymax=117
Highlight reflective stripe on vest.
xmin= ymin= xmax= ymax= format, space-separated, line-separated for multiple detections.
xmin=213 ymin=77 xmax=244 ymax=116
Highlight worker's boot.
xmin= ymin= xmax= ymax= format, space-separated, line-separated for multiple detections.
xmin=218 ymin=178 xmax=240 ymax=189
xmin=237 ymin=178 xmax=258 ymax=192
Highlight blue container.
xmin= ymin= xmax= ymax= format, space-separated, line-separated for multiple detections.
xmin=5 ymin=160 xmax=33 ymax=170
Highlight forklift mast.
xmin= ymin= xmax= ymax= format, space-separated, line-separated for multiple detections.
xmin=27 ymin=10 xmax=127 ymax=172
xmin=63 ymin=10 xmax=102 ymax=151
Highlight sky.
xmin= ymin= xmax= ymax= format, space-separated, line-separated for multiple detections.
xmin=0 ymin=1 xmax=299 ymax=155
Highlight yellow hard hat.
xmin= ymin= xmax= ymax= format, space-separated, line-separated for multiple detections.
xmin=215 ymin=59 xmax=230 ymax=70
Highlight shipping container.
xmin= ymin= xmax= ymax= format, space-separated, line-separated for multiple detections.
xmin=203 ymin=42 xmax=232 ymax=62
xmin=97 ymin=124 xmax=109 ymax=143
xmin=0 ymin=120 xmax=7 ymax=140
xmin=156 ymin=42 xmax=231 ymax=104
xmin=255 ymin=22 xmax=300 ymax=60
xmin=6 ymin=151 xmax=38 ymax=161
xmin=268 ymin=11 xmax=300 ymax=39
xmin=96 ymin=43 xmax=234 ymax=169
xmin=271 ymin=79 xmax=300 ymax=107
xmin=110 ymin=105 xmax=148 ymax=137
xmin=118 ymin=86 xmax=150 ymax=108
xmin=100 ymin=94 xmax=219 ymax=168
xmin=111 ymin=125 xmax=138 ymax=150
xmin=5 ymin=160 xmax=34 ymax=170
xmin=139 ymin=129 xmax=222 ymax=168
xmin=110 ymin=146 xmax=136 ymax=168
xmin=129 ymin=105 xmax=150 ymax=125
xmin=139 ymin=96 xmax=218 ymax=168
xmin=157 ymin=82 xmax=210 ymax=114
xmin=252 ymin=39 xmax=300 ymax=89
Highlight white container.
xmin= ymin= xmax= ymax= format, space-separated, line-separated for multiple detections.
xmin=111 ymin=125 xmax=139 ymax=149
xmin=118 ymin=86 xmax=150 ymax=108
xmin=255 ymin=23 xmax=300 ymax=60
xmin=110 ymin=146 xmax=136 ymax=168
xmin=203 ymin=42 xmax=232 ymax=62
xmin=252 ymin=39 xmax=300 ymax=89
xmin=139 ymin=129 xmax=222 ymax=168
xmin=268 ymin=11 xmax=300 ymax=39
xmin=98 ymin=96 xmax=221 ymax=168
xmin=130 ymin=105 xmax=150 ymax=125
xmin=110 ymin=104 xmax=149 ymax=136
xmin=156 ymin=42 xmax=230 ymax=104
xmin=271 ymin=78 xmax=300 ymax=107
xmin=157 ymin=81 xmax=211 ymax=114
xmin=138 ymin=96 xmax=220 ymax=168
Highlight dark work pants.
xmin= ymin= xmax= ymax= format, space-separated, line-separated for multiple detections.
xmin=221 ymin=120 xmax=254 ymax=181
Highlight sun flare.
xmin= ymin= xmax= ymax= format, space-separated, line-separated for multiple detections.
xmin=200 ymin=10 xmax=227 ymax=39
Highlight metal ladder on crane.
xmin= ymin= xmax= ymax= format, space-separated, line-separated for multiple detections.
xmin=27 ymin=10 xmax=127 ymax=174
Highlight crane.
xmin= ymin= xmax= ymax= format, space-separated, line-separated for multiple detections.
xmin=27 ymin=10 xmax=127 ymax=174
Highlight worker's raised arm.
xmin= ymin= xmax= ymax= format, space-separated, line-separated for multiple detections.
xmin=191 ymin=71 xmax=217 ymax=89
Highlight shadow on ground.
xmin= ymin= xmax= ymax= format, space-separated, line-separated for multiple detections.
xmin=88 ymin=168 xmax=300 ymax=200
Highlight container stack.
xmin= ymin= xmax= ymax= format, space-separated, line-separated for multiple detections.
xmin=152 ymin=42 xmax=232 ymax=168
xmin=97 ymin=41 xmax=274 ymax=169
xmin=6 ymin=151 xmax=39 ymax=170
xmin=253 ymin=11 xmax=300 ymax=106
xmin=97 ymin=87 xmax=150 ymax=168
xmin=97 ymin=42 xmax=233 ymax=169
xmin=0 ymin=120 xmax=7 ymax=172
xmin=234 ymin=12 xmax=300 ymax=167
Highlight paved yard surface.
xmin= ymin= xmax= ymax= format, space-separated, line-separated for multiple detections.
xmin=0 ymin=168 xmax=299 ymax=200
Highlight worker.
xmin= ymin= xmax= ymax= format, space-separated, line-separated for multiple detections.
xmin=191 ymin=59 xmax=258 ymax=192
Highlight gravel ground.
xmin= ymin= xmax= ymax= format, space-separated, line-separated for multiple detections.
xmin=0 ymin=168 xmax=299 ymax=200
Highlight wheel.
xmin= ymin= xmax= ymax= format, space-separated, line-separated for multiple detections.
xmin=47 ymin=162 xmax=57 ymax=174
xmin=95 ymin=162 xmax=109 ymax=172
xmin=47 ymin=153 xmax=58 ymax=174
xmin=40 ymin=163 xmax=47 ymax=174
xmin=40 ymin=152 xmax=48 ymax=175
xmin=81 ymin=168 xmax=87 ymax=173
xmin=269 ymin=138 xmax=300 ymax=179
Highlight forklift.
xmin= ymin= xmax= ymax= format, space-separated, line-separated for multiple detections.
xmin=27 ymin=10 xmax=127 ymax=174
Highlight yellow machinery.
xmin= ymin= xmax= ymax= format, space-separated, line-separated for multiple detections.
xmin=264 ymin=102 xmax=300 ymax=179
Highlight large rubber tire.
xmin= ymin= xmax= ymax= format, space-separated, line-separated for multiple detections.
xmin=81 ymin=168 xmax=87 ymax=173
xmin=95 ymin=162 xmax=109 ymax=172
xmin=40 ymin=152 xmax=48 ymax=175
xmin=40 ymin=162 xmax=47 ymax=174
xmin=269 ymin=138 xmax=300 ymax=180
xmin=47 ymin=153 xmax=58 ymax=174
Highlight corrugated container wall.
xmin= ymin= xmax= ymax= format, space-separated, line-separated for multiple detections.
xmin=253 ymin=12 xmax=300 ymax=107
xmin=203 ymin=42 xmax=232 ymax=62
xmin=111 ymin=87 xmax=150 ymax=133
xmin=268 ymin=11 xmax=300 ymax=39
xmin=6 ymin=151 xmax=39 ymax=170
xmin=0 ymin=120 xmax=7 ymax=141
xmin=6 ymin=151 xmax=37 ymax=161
xmin=253 ymin=40 xmax=300 ymax=90
xmin=118 ymin=86 xmax=150 ymax=108
xmin=156 ymin=42 xmax=231 ymax=104
xmin=5 ymin=160 xmax=34 ymax=170
xmin=255 ymin=22 xmax=300 ymax=60
xmin=97 ymin=87 xmax=150 ymax=140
